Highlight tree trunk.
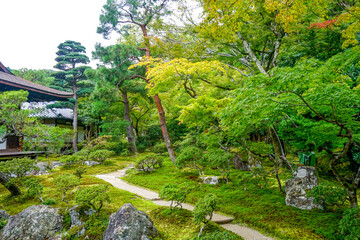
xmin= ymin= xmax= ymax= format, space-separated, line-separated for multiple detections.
xmin=347 ymin=188 xmax=358 ymax=208
xmin=121 ymin=90 xmax=137 ymax=153
xmin=73 ymin=82 xmax=78 ymax=152
xmin=269 ymin=127 xmax=284 ymax=193
xmin=0 ymin=172 xmax=21 ymax=196
xmin=141 ymin=24 xmax=176 ymax=164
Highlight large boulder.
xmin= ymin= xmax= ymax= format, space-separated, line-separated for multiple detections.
xmin=1 ymin=205 xmax=63 ymax=240
xmin=103 ymin=203 xmax=158 ymax=240
xmin=69 ymin=205 xmax=86 ymax=236
xmin=285 ymin=166 xmax=322 ymax=210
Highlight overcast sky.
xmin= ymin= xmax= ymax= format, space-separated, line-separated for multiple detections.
xmin=0 ymin=0 xmax=117 ymax=70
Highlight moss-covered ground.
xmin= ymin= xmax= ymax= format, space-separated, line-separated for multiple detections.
xmin=0 ymin=155 xmax=240 ymax=240
xmin=123 ymin=154 xmax=349 ymax=240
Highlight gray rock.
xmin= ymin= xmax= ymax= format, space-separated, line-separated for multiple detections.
xmin=233 ymin=155 xmax=250 ymax=171
xmin=200 ymin=176 xmax=219 ymax=185
xmin=103 ymin=203 xmax=158 ymax=240
xmin=285 ymin=166 xmax=322 ymax=210
xmin=84 ymin=161 xmax=100 ymax=166
xmin=69 ymin=205 xmax=86 ymax=236
xmin=0 ymin=210 xmax=9 ymax=221
xmin=1 ymin=205 xmax=63 ymax=240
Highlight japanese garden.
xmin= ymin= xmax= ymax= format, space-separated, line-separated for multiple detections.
xmin=0 ymin=0 xmax=360 ymax=239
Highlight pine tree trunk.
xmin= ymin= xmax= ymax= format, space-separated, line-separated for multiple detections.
xmin=73 ymin=83 xmax=78 ymax=152
xmin=121 ymin=90 xmax=137 ymax=153
xmin=141 ymin=25 xmax=176 ymax=164
xmin=0 ymin=172 xmax=21 ymax=196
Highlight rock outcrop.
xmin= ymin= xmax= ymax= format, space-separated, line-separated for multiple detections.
xmin=285 ymin=166 xmax=322 ymax=210
xmin=103 ymin=203 xmax=158 ymax=240
xmin=200 ymin=176 xmax=219 ymax=185
xmin=1 ymin=205 xmax=63 ymax=240
xmin=69 ymin=205 xmax=86 ymax=236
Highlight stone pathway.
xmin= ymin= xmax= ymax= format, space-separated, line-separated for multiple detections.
xmin=96 ymin=167 xmax=273 ymax=240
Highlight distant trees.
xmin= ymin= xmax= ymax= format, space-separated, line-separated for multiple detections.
xmin=53 ymin=40 xmax=91 ymax=152
xmin=98 ymin=0 xmax=177 ymax=164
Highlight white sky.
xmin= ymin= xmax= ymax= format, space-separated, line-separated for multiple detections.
xmin=0 ymin=0 xmax=118 ymax=70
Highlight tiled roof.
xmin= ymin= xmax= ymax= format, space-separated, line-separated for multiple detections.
xmin=22 ymin=102 xmax=74 ymax=120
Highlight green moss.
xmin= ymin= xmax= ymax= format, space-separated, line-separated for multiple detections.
xmin=123 ymin=156 xmax=344 ymax=240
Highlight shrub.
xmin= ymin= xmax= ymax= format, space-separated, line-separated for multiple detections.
xmin=74 ymin=149 xmax=90 ymax=163
xmin=53 ymin=173 xmax=80 ymax=203
xmin=43 ymin=198 xmax=56 ymax=205
xmin=75 ymin=185 xmax=110 ymax=215
xmin=0 ymin=157 xmax=38 ymax=178
xmin=88 ymin=150 xmax=115 ymax=164
xmin=338 ymin=208 xmax=360 ymax=240
xmin=73 ymin=166 xmax=87 ymax=180
xmin=23 ymin=177 xmax=44 ymax=202
xmin=308 ymin=182 xmax=347 ymax=210
xmin=204 ymin=149 xmax=233 ymax=183
xmin=135 ymin=153 xmax=163 ymax=172
xmin=59 ymin=155 xmax=80 ymax=168
xmin=85 ymin=135 xmax=117 ymax=151
xmin=193 ymin=194 xmax=219 ymax=237
xmin=154 ymin=142 xmax=167 ymax=155
xmin=159 ymin=183 xmax=194 ymax=210
xmin=176 ymin=147 xmax=205 ymax=175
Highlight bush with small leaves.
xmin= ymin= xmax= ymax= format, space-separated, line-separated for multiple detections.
xmin=0 ymin=157 xmax=38 ymax=178
xmin=59 ymin=155 xmax=80 ymax=168
xmin=74 ymin=149 xmax=90 ymax=163
xmin=160 ymin=183 xmax=194 ymax=210
xmin=308 ymin=182 xmax=347 ymax=210
xmin=85 ymin=135 xmax=116 ymax=151
xmin=154 ymin=142 xmax=167 ymax=155
xmin=193 ymin=194 xmax=219 ymax=237
xmin=204 ymin=149 xmax=233 ymax=183
xmin=53 ymin=173 xmax=80 ymax=203
xmin=176 ymin=147 xmax=205 ymax=175
xmin=73 ymin=166 xmax=87 ymax=180
xmin=88 ymin=150 xmax=115 ymax=164
xmin=75 ymin=184 xmax=110 ymax=215
xmin=43 ymin=198 xmax=56 ymax=205
xmin=23 ymin=177 xmax=44 ymax=202
xmin=135 ymin=153 xmax=163 ymax=172
xmin=338 ymin=208 xmax=360 ymax=239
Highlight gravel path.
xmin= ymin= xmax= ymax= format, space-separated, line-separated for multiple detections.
xmin=96 ymin=167 xmax=273 ymax=240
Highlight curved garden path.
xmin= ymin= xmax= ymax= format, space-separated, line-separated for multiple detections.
xmin=96 ymin=166 xmax=273 ymax=240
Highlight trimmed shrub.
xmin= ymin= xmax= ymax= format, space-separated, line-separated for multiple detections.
xmin=176 ymin=147 xmax=205 ymax=175
xmin=135 ymin=153 xmax=163 ymax=172
xmin=308 ymin=182 xmax=347 ymax=210
xmin=75 ymin=184 xmax=110 ymax=215
xmin=88 ymin=150 xmax=115 ymax=164
xmin=59 ymin=155 xmax=80 ymax=168
xmin=160 ymin=183 xmax=194 ymax=210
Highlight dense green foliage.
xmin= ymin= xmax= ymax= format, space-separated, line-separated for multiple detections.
xmin=4 ymin=0 xmax=360 ymax=238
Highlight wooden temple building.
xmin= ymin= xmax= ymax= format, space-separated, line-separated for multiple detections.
xmin=0 ymin=61 xmax=77 ymax=157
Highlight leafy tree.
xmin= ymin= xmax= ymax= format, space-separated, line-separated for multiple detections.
xmin=59 ymin=155 xmax=80 ymax=168
xmin=176 ymin=147 xmax=205 ymax=176
xmin=53 ymin=173 xmax=80 ymax=203
xmin=12 ymin=68 xmax=55 ymax=87
xmin=98 ymin=0 xmax=177 ymax=164
xmin=23 ymin=177 xmax=44 ymax=202
xmin=0 ymin=157 xmax=38 ymax=178
xmin=193 ymin=193 xmax=219 ymax=237
xmin=135 ymin=153 xmax=163 ymax=172
xmin=204 ymin=149 xmax=233 ymax=184
xmin=75 ymin=184 xmax=110 ymax=215
xmin=159 ymin=183 xmax=194 ymax=210
xmin=88 ymin=150 xmax=115 ymax=164
xmin=53 ymin=40 xmax=91 ymax=152
xmin=91 ymin=43 xmax=147 ymax=153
